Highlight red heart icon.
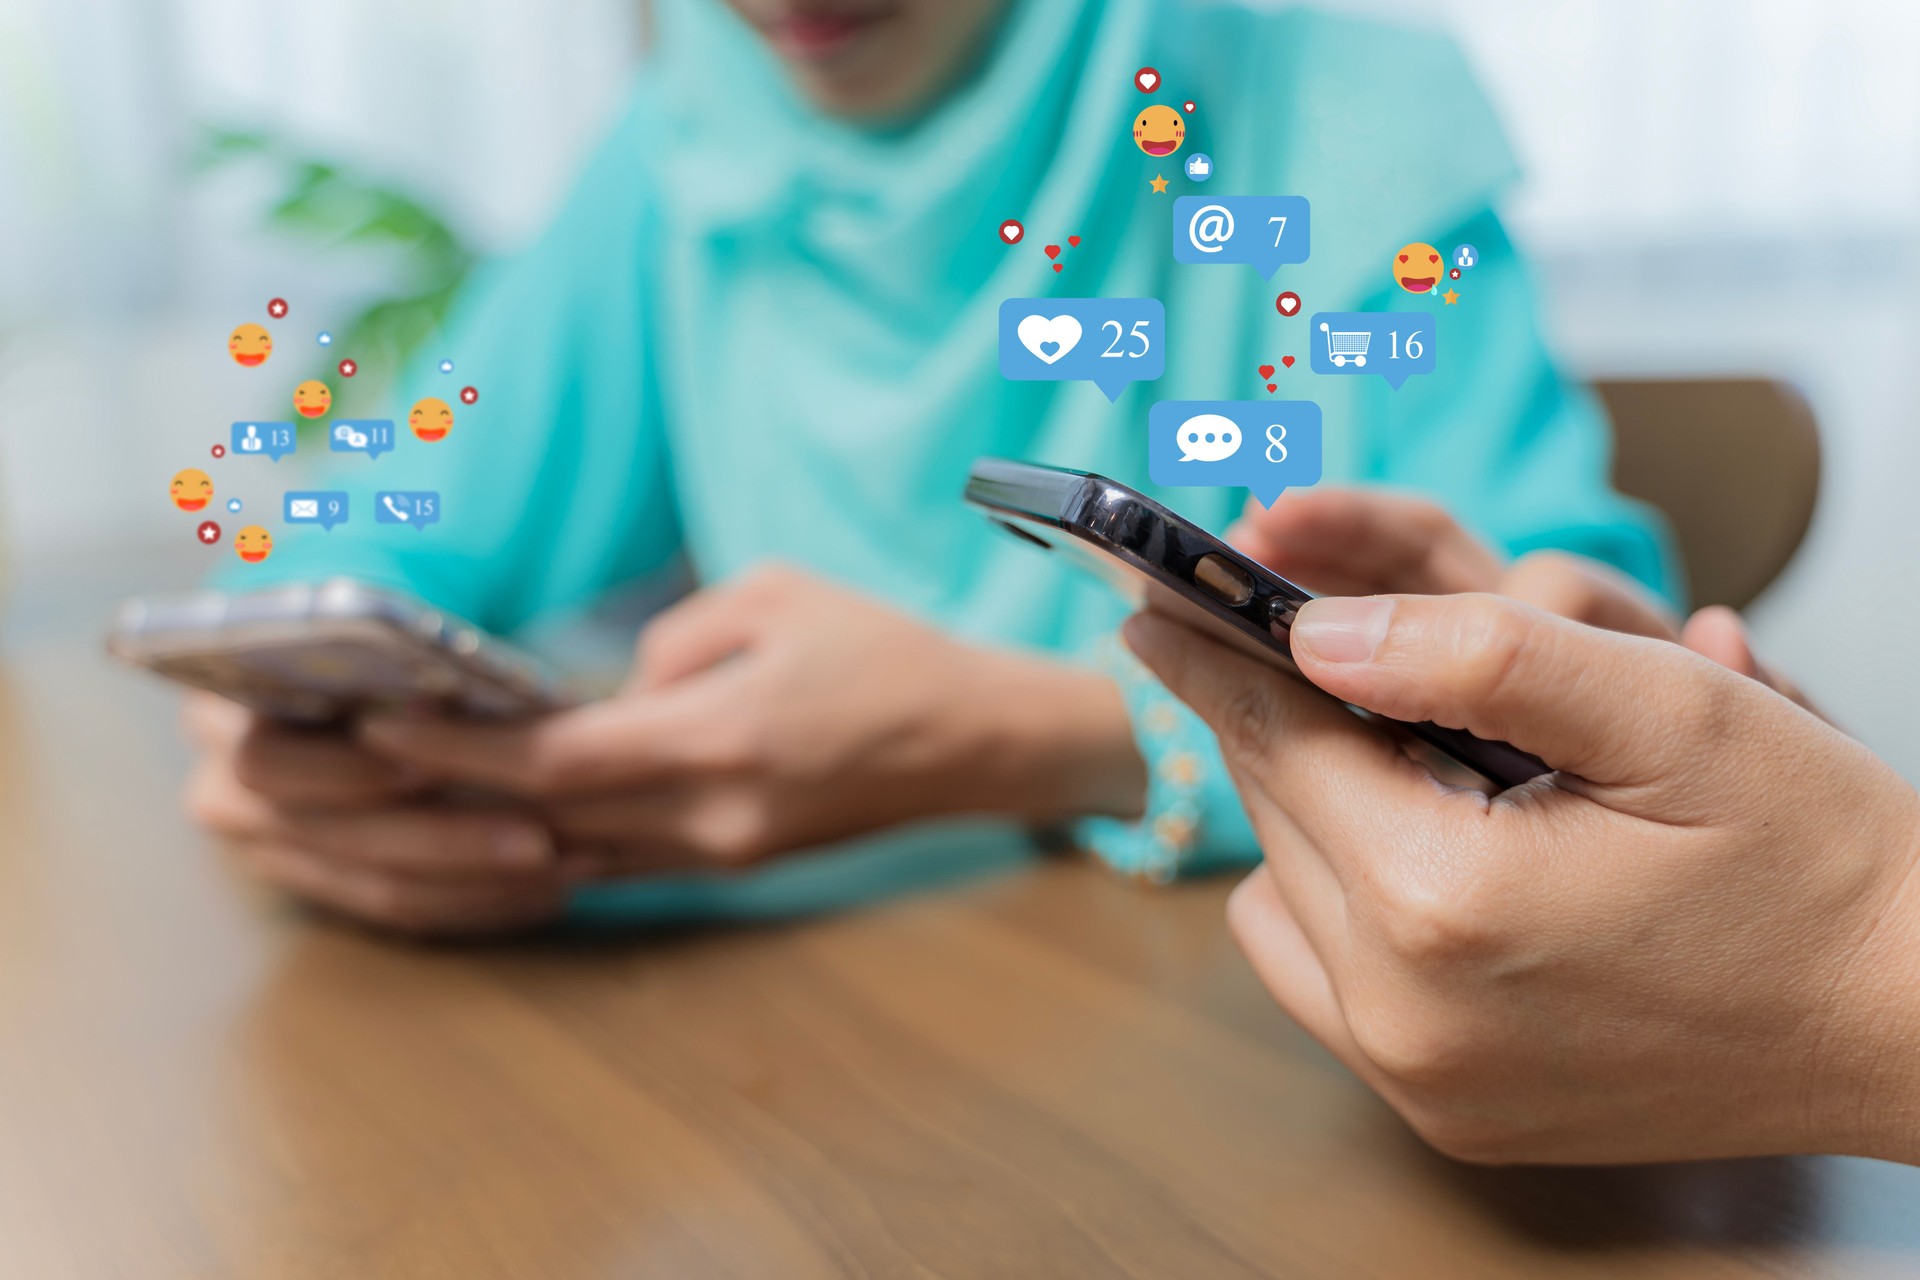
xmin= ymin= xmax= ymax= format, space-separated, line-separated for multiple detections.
xmin=1275 ymin=291 xmax=1301 ymax=315
xmin=999 ymin=219 xmax=1024 ymax=244
xmin=1281 ymin=356 xmax=1295 ymax=369
xmin=1265 ymin=383 xmax=1277 ymax=393
xmin=1182 ymin=100 xmax=1196 ymax=113
xmin=1044 ymin=244 xmax=1060 ymax=260
xmin=1258 ymin=364 xmax=1275 ymax=379
xmin=1067 ymin=235 xmax=1081 ymax=247
xmin=1135 ymin=67 xmax=1159 ymax=92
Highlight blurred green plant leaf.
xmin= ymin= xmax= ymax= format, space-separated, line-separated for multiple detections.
xmin=192 ymin=124 xmax=477 ymax=423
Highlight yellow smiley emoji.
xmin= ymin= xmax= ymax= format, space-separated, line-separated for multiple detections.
xmin=1132 ymin=103 xmax=1186 ymax=158
xmin=234 ymin=525 xmax=273 ymax=564
xmin=292 ymin=380 xmax=332 ymax=418
xmin=228 ymin=323 xmax=273 ymax=367
xmin=408 ymin=396 xmax=453 ymax=442
xmin=169 ymin=468 xmax=213 ymax=512
xmin=1393 ymin=242 xmax=1444 ymax=294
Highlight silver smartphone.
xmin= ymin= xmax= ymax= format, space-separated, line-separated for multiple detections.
xmin=106 ymin=578 xmax=564 ymax=723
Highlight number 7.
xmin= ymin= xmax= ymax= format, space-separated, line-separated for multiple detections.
xmin=1268 ymin=216 xmax=1287 ymax=247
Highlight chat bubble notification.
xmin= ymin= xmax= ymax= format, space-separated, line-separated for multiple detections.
xmin=1170 ymin=196 xmax=1310 ymax=280
xmin=230 ymin=421 xmax=296 ymax=462
xmin=283 ymin=490 xmax=349 ymax=531
xmin=998 ymin=297 xmax=1166 ymax=401
xmin=1309 ymin=311 xmax=1436 ymax=391
xmin=1148 ymin=400 xmax=1323 ymax=506
xmin=329 ymin=419 xmax=395 ymax=460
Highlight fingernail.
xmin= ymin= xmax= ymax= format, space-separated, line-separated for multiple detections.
xmin=494 ymin=827 xmax=553 ymax=868
xmin=1292 ymin=597 xmax=1394 ymax=664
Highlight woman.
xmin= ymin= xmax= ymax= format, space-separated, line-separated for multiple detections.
xmin=183 ymin=0 xmax=1675 ymax=934
xmin=1125 ymin=524 xmax=1920 ymax=1167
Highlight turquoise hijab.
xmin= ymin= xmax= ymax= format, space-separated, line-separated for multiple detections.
xmin=244 ymin=0 xmax=1675 ymax=921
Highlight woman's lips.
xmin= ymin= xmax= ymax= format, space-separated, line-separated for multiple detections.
xmin=1400 ymin=276 xmax=1437 ymax=291
xmin=765 ymin=12 xmax=884 ymax=58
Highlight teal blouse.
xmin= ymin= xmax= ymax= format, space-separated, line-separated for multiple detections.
xmin=241 ymin=0 xmax=1678 ymax=923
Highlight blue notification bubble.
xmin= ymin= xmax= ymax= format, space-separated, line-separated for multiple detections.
xmin=329 ymin=418 xmax=395 ymax=459
xmin=1308 ymin=311 xmax=1437 ymax=391
xmin=230 ymin=421 xmax=296 ymax=462
xmin=998 ymin=297 xmax=1166 ymax=401
xmin=1147 ymin=400 xmax=1323 ymax=506
xmin=375 ymin=491 xmax=441 ymax=531
xmin=283 ymin=490 xmax=349 ymax=531
xmin=1170 ymin=196 xmax=1310 ymax=280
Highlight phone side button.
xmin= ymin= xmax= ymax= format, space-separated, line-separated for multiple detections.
xmin=1194 ymin=554 xmax=1254 ymax=608
xmin=1268 ymin=597 xmax=1300 ymax=633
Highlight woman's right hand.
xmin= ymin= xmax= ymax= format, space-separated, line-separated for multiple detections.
xmin=1125 ymin=594 xmax=1920 ymax=1165
xmin=180 ymin=694 xmax=571 ymax=937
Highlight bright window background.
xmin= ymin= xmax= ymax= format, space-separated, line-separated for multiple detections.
xmin=3 ymin=0 xmax=1918 ymax=776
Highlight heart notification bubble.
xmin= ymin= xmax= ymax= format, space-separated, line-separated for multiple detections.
xmin=1148 ymin=400 xmax=1323 ymax=505
xmin=1309 ymin=311 xmax=1437 ymax=391
xmin=1171 ymin=195 xmax=1311 ymax=280
xmin=998 ymin=297 xmax=1166 ymax=401
xmin=1000 ymin=219 xmax=1024 ymax=245
xmin=1276 ymin=291 xmax=1301 ymax=316
xmin=1135 ymin=67 xmax=1159 ymax=92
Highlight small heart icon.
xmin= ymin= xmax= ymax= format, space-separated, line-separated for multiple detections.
xmin=1067 ymin=235 xmax=1081 ymax=247
xmin=1258 ymin=364 xmax=1275 ymax=379
xmin=1000 ymin=219 xmax=1024 ymax=244
xmin=1039 ymin=342 xmax=1060 ymax=359
xmin=1276 ymin=291 xmax=1301 ymax=315
xmin=1265 ymin=383 xmax=1277 ymax=393
xmin=1135 ymin=67 xmax=1159 ymax=92
xmin=1044 ymin=244 xmax=1060 ymax=260
xmin=1281 ymin=355 xmax=1295 ymax=368
xmin=1052 ymin=264 xmax=1063 ymax=273
xmin=1183 ymin=100 xmax=1196 ymax=113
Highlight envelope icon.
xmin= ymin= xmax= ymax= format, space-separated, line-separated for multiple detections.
xmin=289 ymin=499 xmax=320 ymax=519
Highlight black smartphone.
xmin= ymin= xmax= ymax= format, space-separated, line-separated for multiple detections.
xmin=964 ymin=459 xmax=1549 ymax=789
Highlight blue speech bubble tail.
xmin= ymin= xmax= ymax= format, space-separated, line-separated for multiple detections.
xmin=1092 ymin=375 xmax=1129 ymax=402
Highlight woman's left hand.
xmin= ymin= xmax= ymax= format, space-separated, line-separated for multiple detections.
xmin=358 ymin=566 xmax=1145 ymax=874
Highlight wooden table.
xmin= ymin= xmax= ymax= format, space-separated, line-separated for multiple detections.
xmin=5 ymin=618 xmax=1920 ymax=1278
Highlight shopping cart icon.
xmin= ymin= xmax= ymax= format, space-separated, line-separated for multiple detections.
xmin=1319 ymin=322 xmax=1369 ymax=368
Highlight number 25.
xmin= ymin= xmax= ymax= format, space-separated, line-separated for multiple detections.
xmin=1101 ymin=320 xmax=1152 ymax=358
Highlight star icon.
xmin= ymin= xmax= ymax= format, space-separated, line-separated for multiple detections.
xmin=1149 ymin=174 xmax=1169 ymax=194
xmin=1443 ymin=289 xmax=1460 ymax=306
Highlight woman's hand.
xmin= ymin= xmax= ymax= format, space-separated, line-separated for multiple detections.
xmin=181 ymin=694 xmax=570 ymax=937
xmin=357 ymin=566 xmax=1146 ymax=874
xmin=1124 ymin=594 xmax=1920 ymax=1165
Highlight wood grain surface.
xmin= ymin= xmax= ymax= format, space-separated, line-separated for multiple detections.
xmin=4 ymin=636 xmax=1919 ymax=1279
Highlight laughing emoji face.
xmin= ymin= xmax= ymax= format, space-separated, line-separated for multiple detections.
xmin=228 ymin=324 xmax=273 ymax=367
xmin=234 ymin=525 xmax=273 ymax=564
xmin=1132 ymin=104 xmax=1186 ymax=158
xmin=293 ymin=380 xmax=332 ymax=418
xmin=1393 ymin=243 xmax=1444 ymax=294
xmin=408 ymin=396 xmax=453 ymax=442
xmin=169 ymin=468 xmax=213 ymax=512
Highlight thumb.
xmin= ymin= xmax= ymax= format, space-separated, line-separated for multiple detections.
xmin=1287 ymin=593 xmax=1745 ymax=787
